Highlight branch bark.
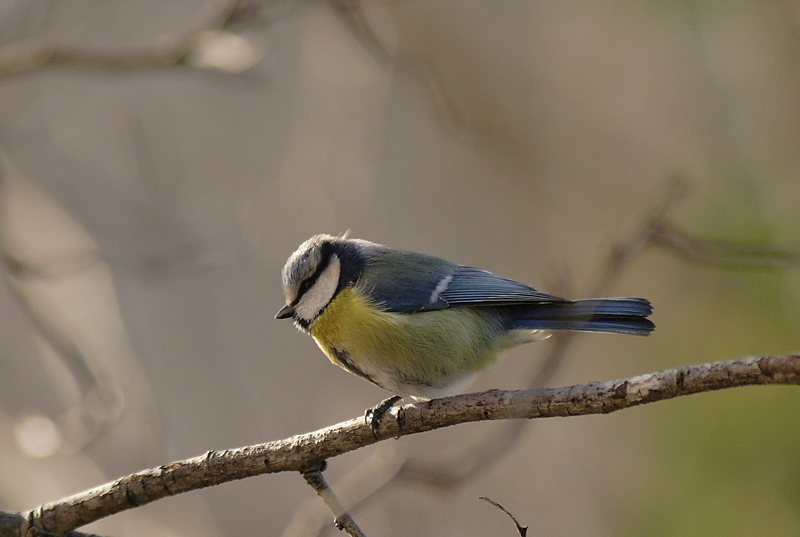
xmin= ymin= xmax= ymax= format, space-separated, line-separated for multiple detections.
xmin=8 ymin=353 xmax=800 ymax=536
xmin=302 ymin=467 xmax=367 ymax=537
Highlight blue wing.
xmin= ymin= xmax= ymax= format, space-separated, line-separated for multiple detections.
xmin=357 ymin=249 xmax=459 ymax=313
xmin=358 ymin=250 xmax=654 ymax=335
xmin=437 ymin=266 xmax=565 ymax=306
xmin=360 ymin=250 xmax=565 ymax=313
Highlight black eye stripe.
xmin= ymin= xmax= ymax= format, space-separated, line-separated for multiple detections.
xmin=293 ymin=255 xmax=329 ymax=305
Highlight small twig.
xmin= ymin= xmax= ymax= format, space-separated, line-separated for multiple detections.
xmin=10 ymin=354 xmax=800 ymax=536
xmin=281 ymin=444 xmax=403 ymax=537
xmin=302 ymin=466 xmax=367 ymax=537
xmin=479 ymin=497 xmax=528 ymax=537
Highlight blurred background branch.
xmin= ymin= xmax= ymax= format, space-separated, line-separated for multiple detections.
xmin=0 ymin=0 xmax=275 ymax=78
xmin=651 ymin=221 xmax=800 ymax=270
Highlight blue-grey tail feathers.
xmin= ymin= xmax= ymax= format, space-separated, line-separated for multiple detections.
xmin=507 ymin=297 xmax=654 ymax=336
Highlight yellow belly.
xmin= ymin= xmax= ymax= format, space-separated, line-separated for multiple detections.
xmin=308 ymin=285 xmax=510 ymax=397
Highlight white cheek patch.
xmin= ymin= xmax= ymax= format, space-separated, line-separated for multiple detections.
xmin=295 ymin=254 xmax=341 ymax=321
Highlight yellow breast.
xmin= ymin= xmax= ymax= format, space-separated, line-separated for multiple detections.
xmin=308 ymin=285 xmax=506 ymax=395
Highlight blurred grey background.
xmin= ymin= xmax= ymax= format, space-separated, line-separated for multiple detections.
xmin=1 ymin=1 xmax=799 ymax=536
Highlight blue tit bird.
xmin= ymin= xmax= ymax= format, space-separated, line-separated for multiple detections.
xmin=276 ymin=234 xmax=654 ymax=401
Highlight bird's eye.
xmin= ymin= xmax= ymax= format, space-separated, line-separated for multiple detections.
xmin=298 ymin=278 xmax=313 ymax=295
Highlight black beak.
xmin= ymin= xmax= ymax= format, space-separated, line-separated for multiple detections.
xmin=275 ymin=304 xmax=295 ymax=319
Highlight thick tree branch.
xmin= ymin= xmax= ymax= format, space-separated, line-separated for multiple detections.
xmin=6 ymin=354 xmax=797 ymax=536
xmin=0 ymin=512 xmax=103 ymax=537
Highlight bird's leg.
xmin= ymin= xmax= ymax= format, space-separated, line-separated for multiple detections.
xmin=365 ymin=395 xmax=402 ymax=435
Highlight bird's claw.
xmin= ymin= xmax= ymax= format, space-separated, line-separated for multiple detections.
xmin=365 ymin=395 xmax=402 ymax=435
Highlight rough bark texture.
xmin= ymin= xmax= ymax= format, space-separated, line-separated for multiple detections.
xmin=6 ymin=354 xmax=799 ymax=536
